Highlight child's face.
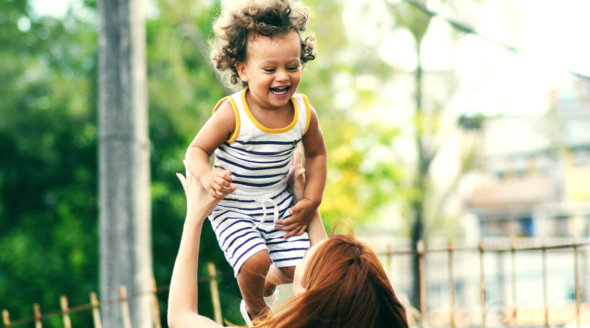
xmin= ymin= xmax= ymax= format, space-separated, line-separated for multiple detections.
xmin=236 ymin=30 xmax=302 ymax=111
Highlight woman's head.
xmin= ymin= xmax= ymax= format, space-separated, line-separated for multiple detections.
xmin=259 ymin=234 xmax=409 ymax=328
xmin=210 ymin=0 xmax=316 ymax=87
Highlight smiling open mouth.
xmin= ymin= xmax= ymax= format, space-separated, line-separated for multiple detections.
xmin=270 ymin=86 xmax=290 ymax=95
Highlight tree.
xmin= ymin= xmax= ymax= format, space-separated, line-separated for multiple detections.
xmin=389 ymin=1 xmax=432 ymax=310
xmin=97 ymin=0 xmax=152 ymax=326
xmin=0 ymin=1 xmax=99 ymax=326
xmin=386 ymin=0 xmax=480 ymax=312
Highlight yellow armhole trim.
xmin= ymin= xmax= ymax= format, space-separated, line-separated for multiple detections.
xmin=213 ymin=96 xmax=240 ymax=144
xmin=302 ymin=94 xmax=312 ymax=135
xmin=241 ymin=88 xmax=298 ymax=133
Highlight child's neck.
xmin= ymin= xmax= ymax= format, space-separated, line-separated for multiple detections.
xmin=244 ymin=89 xmax=295 ymax=130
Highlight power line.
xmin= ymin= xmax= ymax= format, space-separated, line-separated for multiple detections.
xmin=399 ymin=0 xmax=590 ymax=81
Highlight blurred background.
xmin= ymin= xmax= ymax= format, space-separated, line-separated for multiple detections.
xmin=1 ymin=0 xmax=589 ymax=326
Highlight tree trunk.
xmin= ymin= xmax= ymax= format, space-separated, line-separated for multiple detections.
xmin=98 ymin=0 xmax=152 ymax=327
xmin=411 ymin=41 xmax=426 ymax=312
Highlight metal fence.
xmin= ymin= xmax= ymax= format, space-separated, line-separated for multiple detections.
xmin=2 ymin=238 xmax=588 ymax=327
xmin=1 ymin=264 xmax=227 ymax=328
xmin=377 ymin=237 xmax=590 ymax=327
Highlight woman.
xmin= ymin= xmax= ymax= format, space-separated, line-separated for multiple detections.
xmin=168 ymin=162 xmax=409 ymax=328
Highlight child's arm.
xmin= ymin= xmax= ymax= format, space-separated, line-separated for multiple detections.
xmin=277 ymin=107 xmax=327 ymax=237
xmin=185 ymin=102 xmax=237 ymax=199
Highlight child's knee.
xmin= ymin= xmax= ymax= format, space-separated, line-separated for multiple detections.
xmin=240 ymin=250 xmax=271 ymax=276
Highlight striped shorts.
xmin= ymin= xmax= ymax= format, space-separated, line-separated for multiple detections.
xmin=209 ymin=188 xmax=310 ymax=277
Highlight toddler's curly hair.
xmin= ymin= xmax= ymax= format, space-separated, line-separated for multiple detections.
xmin=210 ymin=0 xmax=316 ymax=87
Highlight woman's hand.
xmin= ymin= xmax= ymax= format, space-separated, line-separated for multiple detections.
xmin=177 ymin=160 xmax=222 ymax=221
xmin=280 ymin=144 xmax=312 ymax=238
xmin=287 ymin=143 xmax=305 ymax=203
xmin=168 ymin=161 xmax=224 ymax=328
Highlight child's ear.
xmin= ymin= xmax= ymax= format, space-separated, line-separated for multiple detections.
xmin=235 ymin=62 xmax=248 ymax=82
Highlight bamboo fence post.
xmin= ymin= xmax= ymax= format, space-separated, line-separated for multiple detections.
xmin=151 ymin=277 xmax=162 ymax=328
xmin=448 ymin=239 xmax=455 ymax=328
xmin=90 ymin=292 xmax=102 ymax=328
xmin=60 ymin=295 xmax=72 ymax=328
xmin=119 ymin=286 xmax=132 ymax=328
xmin=2 ymin=310 xmax=10 ymax=328
xmin=33 ymin=303 xmax=42 ymax=328
xmin=479 ymin=240 xmax=487 ymax=328
xmin=208 ymin=263 xmax=223 ymax=325
xmin=541 ymin=242 xmax=549 ymax=328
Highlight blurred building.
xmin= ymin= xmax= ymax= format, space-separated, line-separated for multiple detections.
xmin=465 ymin=78 xmax=590 ymax=239
xmin=366 ymin=79 xmax=590 ymax=326
xmin=456 ymin=78 xmax=590 ymax=326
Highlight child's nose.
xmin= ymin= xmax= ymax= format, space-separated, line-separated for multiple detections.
xmin=276 ymin=69 xmax=289 ymax=81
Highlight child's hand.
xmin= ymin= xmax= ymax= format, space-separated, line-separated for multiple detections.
xmin=177 ymin=161 xmax=221 ymax=221
xmin=276 ymin=198 xmax=317 ymax=239
xmin=199 ymin=167 xmax=237 ymax=199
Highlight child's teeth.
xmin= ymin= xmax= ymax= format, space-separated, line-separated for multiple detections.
xmin=271 ymin=87 xmax=288 ymax=94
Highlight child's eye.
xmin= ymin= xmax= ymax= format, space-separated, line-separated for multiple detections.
xmin=287 ymin=66 xmax=300 ymax=71
xmin=264 ymin=68 xmax=276 ymax=73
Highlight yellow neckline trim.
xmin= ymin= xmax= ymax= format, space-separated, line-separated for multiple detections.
xmin=240 ymin=88 xmax=298 ymax=133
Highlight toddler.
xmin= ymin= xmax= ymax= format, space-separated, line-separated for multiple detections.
xmin=184 ymin=0 xmax=327 ymax=324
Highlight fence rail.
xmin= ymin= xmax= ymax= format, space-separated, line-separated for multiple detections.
xmin=377 ymin=237 xmax=590 ymax=327
xmin=2 ymin=237 xmax=589 ymax=327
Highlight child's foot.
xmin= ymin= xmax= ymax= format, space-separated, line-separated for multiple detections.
xmin=240 ymin=300 xmax=254 ymax=327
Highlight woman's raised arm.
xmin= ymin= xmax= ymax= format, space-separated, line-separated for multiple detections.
xmin=167 ymin=161 xmax=225 ymax=328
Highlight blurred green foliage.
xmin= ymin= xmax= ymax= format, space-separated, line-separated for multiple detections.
xmin=0 ymin=0 xmax=405 ymax=326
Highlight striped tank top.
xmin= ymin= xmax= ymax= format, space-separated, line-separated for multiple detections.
xmin=212 ymin=88 xmax=311 ymax=200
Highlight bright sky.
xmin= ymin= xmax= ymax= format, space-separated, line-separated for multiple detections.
xmin=32 ymin=0 xmax=590 ymax=116
xmin=30 ymin=0 xmax=73 ymax=17
xmin=345 ymin=0 xmax=590 ymax=115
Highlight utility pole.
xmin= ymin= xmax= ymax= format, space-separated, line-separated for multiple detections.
xmin=98 ymin=0 xmax=152 ymax=326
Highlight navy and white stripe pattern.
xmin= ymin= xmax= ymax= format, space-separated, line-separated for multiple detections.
xmin=209 ymin=88 xmax=311 ymax=277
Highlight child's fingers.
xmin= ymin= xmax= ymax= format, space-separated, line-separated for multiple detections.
xmin=206 ymin=183 xmax=225 ymax=199
xmin=276 ymin=215 xmax=299 ymax=226
xmin=209 ymin=182 xmax=236 ymax=199
xmin=288 ymin=201 xmax=304 ymax=215
xmin=214 ymin=168 xmax=234 ymax=188
xmin=277 ymin=220 xmax=302 ymax=232
xmin=215 ymin=176 xmax=232 ymax=189
xmin=214 ymin=168 xmax=232 ymax=180
xmin=282 ymin=224 xmax=307 ymax=239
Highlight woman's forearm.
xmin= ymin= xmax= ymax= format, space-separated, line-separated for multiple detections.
xmin=167 ymin=210 xmax=204 ymax=324
xmin=168 ymin=171 xmax=221 ymax=328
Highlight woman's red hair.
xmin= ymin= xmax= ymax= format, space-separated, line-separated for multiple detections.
xmin=256 ymin=234 xmax=408 ymax=328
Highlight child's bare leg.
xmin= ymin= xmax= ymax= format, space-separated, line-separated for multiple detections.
xmin=264 ymin=265 xmax=292 ymax=296
xmin=264 ymin=212 xmax=326 ymax=295
xmin=264 ymin=265 xmax=295 ymax=296
xmin=237 ymin=250 xmax=271 ymax=320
